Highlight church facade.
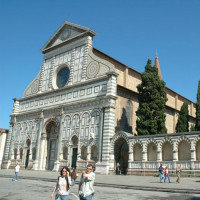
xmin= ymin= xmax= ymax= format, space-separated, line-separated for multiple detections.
xmin=2 ymin=22 xmax=199 ymax=175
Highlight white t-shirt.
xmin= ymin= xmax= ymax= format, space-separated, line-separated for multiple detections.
xmin=57 ymin=176 xmax=70 ymax=196
xmin=15 ymin=165 xmax=20 ymax=172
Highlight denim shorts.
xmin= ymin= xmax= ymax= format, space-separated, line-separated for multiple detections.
xmin=55 ymin=194 xmax=69 ymax=200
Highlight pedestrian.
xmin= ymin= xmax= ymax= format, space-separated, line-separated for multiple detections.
xmin=78 ymin=164 xmax=95 ymax=200
xmin=164 ymin=166 xmax=171 ymax=183
xmin=71 ymin=167 xmax=78 ymax=186
xmin=116 ymin=162 xmax=120 ymax=175
xmin=12 ymin=162 xmax=20 ymax=181
xmin=158 ymin=164 xmax=164 ymax=183
xmin=176 ymin=166 xmax=182 ymax=183
xmin=51 ymin=166 xmax=72 ymax=200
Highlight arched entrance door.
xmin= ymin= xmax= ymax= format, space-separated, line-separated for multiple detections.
xmin=114 ymin=138 xmax=129 ymax=174
xmin=25 ymin=139 xmax=31 ymax=168
xmin=71 ymin=135 xmax=78 ymax=168
xmin=46 ymin=121 xmax=58 ymax=170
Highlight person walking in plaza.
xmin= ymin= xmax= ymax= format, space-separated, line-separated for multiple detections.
xmin=71 ymin=167 xmax=78 ymax=186
xmin=12 ymin=162 xmax=20 ymax=181
xmin=164 ymin=166 xmax=171 ymax=183
xmin=51 ymin=166 xmax=72 ymax=200
xmin=176 ymin=166 xmax=182 ymax=183
xmin=78 ymin=164 xmax=95 ymax=200
xmin=116 ymin=162 xmax=120 ymax=175
xmin=158 ymin=164 xmax=164 ymax=183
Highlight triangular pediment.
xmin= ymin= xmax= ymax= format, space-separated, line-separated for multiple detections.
xmin=41 ymin=21 xmax=96 ymax=53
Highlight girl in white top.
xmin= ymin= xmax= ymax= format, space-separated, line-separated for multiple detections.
xmin=12 ymin=162 xmax=20 ymax=181
xmin=51 ymin=167 xmax=72 ymax=200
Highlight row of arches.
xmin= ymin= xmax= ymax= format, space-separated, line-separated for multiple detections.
xmin=13 ymin=148 xmax=36 ymax=161
xmin=62 ymin=145 xmax=98 ymax=161
xmin=113 ymin=134 xmax=200 ymax=174
xmin=63 ymin=111 xmax=100 ymax=128
xmin=132 ymin=140 xmax=196 ymax=161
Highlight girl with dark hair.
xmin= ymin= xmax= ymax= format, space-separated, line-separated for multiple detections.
xmin=51 ymin=167 xmax=72 ymax=200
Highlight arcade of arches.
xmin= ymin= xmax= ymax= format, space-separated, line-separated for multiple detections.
xmin=11 ymin=118 xmax=99 ymax=171
xmin=112 ymin=131 xmax=200 ymax=175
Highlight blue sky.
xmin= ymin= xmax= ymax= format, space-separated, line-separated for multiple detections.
xmin=0 ymin=0 xmax=200 ymax=129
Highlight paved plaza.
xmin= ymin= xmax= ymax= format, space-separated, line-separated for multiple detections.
xmin=0 ymin=169 xmax=200 ymax=199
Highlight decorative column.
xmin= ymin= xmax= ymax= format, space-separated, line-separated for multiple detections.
xmin=109 ymin=150 xmax=115 ymax=173
xmin=29 ymin=145 xmax=32 ymax=161
xmin=172 ymin=140 xmax=178 ymax=170
xmin=67 ymin=145 xmax=71 ymax=167
xmin=87 ymin=146 xmax=90 ymax=161
xmin=142 ymin=142 xmax=147 ymax=169
xmin=98 ymin=108 xmax=104 ymax=162
xmin=54 ymin=108 xmax=64 ymax=171
xmin=8 ymin=121 xmax=15 ymax=161
xmin=39 ymin=133 xmax=47 ymax=170
xmin=128 ymin=143 xmax=133 ymax=169
xmin=157 ymin=142 xmax=162 ymax=169
xmin=101 ymin=106 xmax=115 ymax=170
xmin=33 ymin=111 xmax=44 ymax=170
xmin=16 ymin=147 xmax=20 ymax=160
xmin=190 ymin=140 xmax=196 ymax=170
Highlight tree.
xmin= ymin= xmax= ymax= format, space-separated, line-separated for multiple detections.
xmin=136 ymin=59 xmax=167 ymax=135
xmin=176 ymin=102 xmax=189 ymax=133
xmin=196 ymin=80 xmax=200 ymax=131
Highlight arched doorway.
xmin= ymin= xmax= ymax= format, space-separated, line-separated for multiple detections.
xmin=46 ymin=121 xmax=58 ymax=170
xmin=114 ymin=137 xmax=129 ymax=174
xmin=71 ymin=135 xmax=78 ymax=168
xmin=25 ymin=139 xmax=31 ymax=168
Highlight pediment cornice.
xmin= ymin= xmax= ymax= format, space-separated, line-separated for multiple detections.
xmin=41 ymin=21 xmax=96 ymax=54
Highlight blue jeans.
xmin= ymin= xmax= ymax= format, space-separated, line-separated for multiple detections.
xmin=164 ymin=174 xmax=171 ymax=183
xmin=56 ymin=195 xmax=69 ymax=200
xmin=159 ymin=172 xmax=164 ymax=182
xmin=79 ymin=194 xmax=93 ymax=200
xmin=72 ymin=179 xmax=75 ymax=186
xmin=13 ymin=172 xmax=18 ymax=180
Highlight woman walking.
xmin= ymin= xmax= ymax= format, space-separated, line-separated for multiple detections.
xmin=176 ymin=166 xmax=182 ymax=183
xmin=51 ymin=167 xmax=72 ymax=200
xmin=164 ymin=166 xmax=171 ymax=183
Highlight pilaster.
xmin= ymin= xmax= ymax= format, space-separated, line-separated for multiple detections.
xmin=157 ymin=142 xmax=162 ymax=162
xmin=142 ymin=143 xmax=147 ymax=162
xmin=128 ymin=143 xmax=133 ymax=168
xmin=101 ymin=107 xmax=115 ymax=163
xmin=32 ymin=111 xmax=44 ymax=170
xmin=87 ymin=146 xmax=90 ymax=161
xmin=53 ymin=108 xmax=64 ymax=171
xmin=191 ymin=140 xmax=196 ymax=170
xmin=8 ymin=116 xmax=16 ymax=162
xmin=106 ymin=72 xmax=118 ymax=97
xmin=172 ymin=140 xmax=178 ymax=169
xmin=12 ymin=99 xmax=19 ymax=114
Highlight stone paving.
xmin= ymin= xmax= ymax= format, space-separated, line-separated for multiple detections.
xmin=0 ymin=169 xmax=200 ymax=194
